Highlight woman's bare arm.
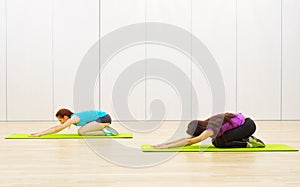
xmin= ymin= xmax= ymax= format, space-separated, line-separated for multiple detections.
xmin=154 ymin=129 xmax=214 ymax=149
xmin=154 ymin=137 xmax=190 ymax=148
xmin=31 ymin=116 xmax=79 ymax=136
xmin=186 ymin=130 xmax=214 ymax=145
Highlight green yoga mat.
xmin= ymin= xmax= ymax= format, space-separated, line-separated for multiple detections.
xmin=142 ymin=144 xmax=298 ymax=152
xmin=5 ymin=133 xmax=133 ymax=139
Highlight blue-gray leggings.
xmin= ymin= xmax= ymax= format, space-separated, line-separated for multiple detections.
xmin=212 ymin=118 xmax=256 ymax=148
xmin=96 ymin=114 xmax=112 ymax=124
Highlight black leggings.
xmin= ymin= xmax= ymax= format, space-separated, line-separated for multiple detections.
xmin=212 ymin=118 xmax=256 ymax=148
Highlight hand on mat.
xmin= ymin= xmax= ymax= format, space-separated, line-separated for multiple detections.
xmin=30 ymin=133 xmax=42 ymax=137
xmin=153 ymin=144 xmax=168 ymax=149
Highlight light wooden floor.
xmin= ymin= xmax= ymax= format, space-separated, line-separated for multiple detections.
xmin=1 ymin=121 xmax=300 ymax=187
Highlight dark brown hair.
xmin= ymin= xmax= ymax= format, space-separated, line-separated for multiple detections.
xmin=55 ymin=108 xmax=74 ymax=118
xmin=186 ymin=113 xmax=236 ymax=137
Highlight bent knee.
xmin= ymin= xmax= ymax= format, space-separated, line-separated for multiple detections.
xmin=77 ymin=129 xmax=84 ymax=136
xmin=213 ymin=142 xmax=225 ymax=148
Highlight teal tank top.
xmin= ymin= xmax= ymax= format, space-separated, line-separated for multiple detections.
xmin=71 ymin=110 xmax=107 ymax=126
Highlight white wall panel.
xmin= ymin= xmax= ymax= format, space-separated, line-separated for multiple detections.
xmin=0 ymin=0 xmax=6 ymax=120
xmin=282 ymin=0 xmax=300 ymax=120
xmin=192 ymin=0 xmax=236 ymax=119
xmin=100 ymin=0 xmax=145 ymax=120
xmin=3 ymin=0 xmax=299 ymax=121
xmin=146 ymin=0 xmax=191 ymax=120
xmin=53 ymin=0 xmax=99 ymax=117
xmin=6 ymin=0 xmax=52 ymax=120
xmin=237 ymin=0 xmax=281 ymax=120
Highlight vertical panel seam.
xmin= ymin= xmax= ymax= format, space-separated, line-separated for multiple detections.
xmin=190 ymin=0 xmax=193 ymax=120
xmin=235 ymin=0 xmax=238 ymax=113
xmin=52 ymin=0 xmax=54 ymax=120
xmin=280 ymin=0 xmax=283 ymax=120
xmin=5 ymin=0 xmax=7 ymax=121
xmin=145 ymin=0 xmax=147 ymax=120
xmin=99 ymin=0 xmax=101 ymax=110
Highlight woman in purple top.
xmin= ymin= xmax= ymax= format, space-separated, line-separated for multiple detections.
xmin=154 ymin=113 xmax=265 ymax=149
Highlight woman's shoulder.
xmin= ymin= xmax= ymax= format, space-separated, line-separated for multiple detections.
xmin=70 ymin=115 xmax=80 ymax=123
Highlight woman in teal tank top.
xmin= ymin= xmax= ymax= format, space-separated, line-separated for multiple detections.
xmin=31 ymin=108 xmax=118 ymax=136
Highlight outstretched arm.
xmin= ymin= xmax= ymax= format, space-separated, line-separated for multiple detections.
xmin=31 ymin=116 xmax=79 ymax=136
xmin=154 ymin=137 xmax=190 ymax=149
xmin=154 ymin=129 xmax=214 ymax=149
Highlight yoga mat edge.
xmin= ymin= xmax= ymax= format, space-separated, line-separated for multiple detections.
xmin=142 ymin=144 xmax=298 ymax=152
xmin=5 ymin=133 xmax=133 ymax=139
